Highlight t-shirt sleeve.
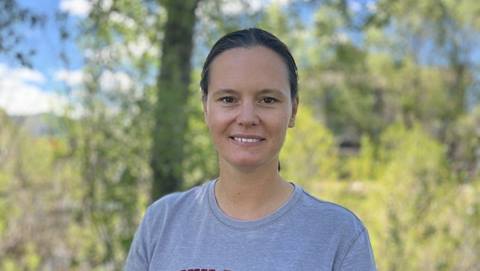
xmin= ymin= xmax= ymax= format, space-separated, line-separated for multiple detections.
xmin=124 ymin=210 xmax=151 ymax=271
xmin=339 ymin=227 xmax=377 ymax=271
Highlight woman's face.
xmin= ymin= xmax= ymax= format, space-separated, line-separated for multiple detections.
xmin=203 ymin=46 xmax=298 ymax=171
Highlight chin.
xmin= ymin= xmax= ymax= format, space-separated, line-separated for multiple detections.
xmin=226 ymin=156 xmax=273 ymax=170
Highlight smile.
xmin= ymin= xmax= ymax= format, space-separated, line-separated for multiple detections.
xmin=229 ymin=136 xmax=266 ymax=144
xmin=233 ymin=137 xmax=261 ymax=143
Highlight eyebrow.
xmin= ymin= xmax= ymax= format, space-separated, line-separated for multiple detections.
xmin=257 ymin=88 xmax=285 ymax=96
xmin=213 ymin=89 xmax=237 ymax=95
xmin=215 ymin=88 xmax=284 ymax=95
xmin=210 ymin=89 xmax=237 ymax=99
xmin=212 ymin=88 xmax=286 ymax=96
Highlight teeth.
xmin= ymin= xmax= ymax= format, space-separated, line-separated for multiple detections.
xmin=233 ymin=137 xmax=261 ymax=143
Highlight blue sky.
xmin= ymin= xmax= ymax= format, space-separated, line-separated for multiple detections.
xmin=0 ymin=0 xmax=88 ymax=115
xmin=13 ymin=0 xmax=85 ymax=70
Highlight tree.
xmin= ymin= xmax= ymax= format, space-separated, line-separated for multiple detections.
xmin=150 ymin=0 xmax=201 ymax=201
xmin=72 ymin=0 xmax=160 ymax=268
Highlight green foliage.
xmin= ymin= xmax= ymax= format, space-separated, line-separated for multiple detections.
xmin=305 ymin=122 xmax=466 ymax=270
xmin=183 ymin=70 xmax=218 ymax=188
xmin=347 ymin=135 xmax=378 ymax=181
xmin=0 ymin=110 xmax=82 ymax=269
xmin=58 ymin=0 xmax=160 ymax=268
xmin=281 ymin=107 xmax=338 ymax=188
xmin=375 ymin=123 xmax=452 ymax=270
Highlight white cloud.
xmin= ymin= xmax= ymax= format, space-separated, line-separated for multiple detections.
xmin=0 ymin=64 xmax=45 ymax=84
xmin=0 ymin=64 xmax=69 ymax=116
xmin=15 ymin=69 xmax=45 ymax=84
xmin=0 ymin=65 xmax=136 ymax=116
xmin=59 ymin=0 xmax=92 ymax=17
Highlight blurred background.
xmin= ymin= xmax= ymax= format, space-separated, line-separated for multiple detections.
xmin=0 ymin=0 xmax=479 ymax=270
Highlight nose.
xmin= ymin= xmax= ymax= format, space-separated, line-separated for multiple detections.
xmin=237 ymin=101 xmax=259 ymax=127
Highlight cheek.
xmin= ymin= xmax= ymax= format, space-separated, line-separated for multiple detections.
xmin=206 ymin=111 xmax=230 ymax=133
xmin=269 ymin=110 xmax=291 ymax=128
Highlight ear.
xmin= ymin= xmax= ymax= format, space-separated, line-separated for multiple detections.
xmin=288 ymin=96 xmax=299 ymax=128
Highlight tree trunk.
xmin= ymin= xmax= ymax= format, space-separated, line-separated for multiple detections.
xmin=150 ymin=0 xmax=199 ymax=201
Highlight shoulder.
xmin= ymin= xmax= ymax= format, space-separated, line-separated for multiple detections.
xmin=143 ymin=181 xmax=211 ymax=226
xmin=296 ymin=187 xmax=367 ymax=236
xmin=294 ymin=187 xmax=375 ymax=267
xmin=150 ymin=182 xmax=208 ymax=209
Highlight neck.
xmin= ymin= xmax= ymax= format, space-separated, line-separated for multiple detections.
xmin=215 ymin=158 xmax=293 ymax=220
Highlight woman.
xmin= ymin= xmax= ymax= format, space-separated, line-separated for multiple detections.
xmin=125 ymin=28 xmax=376 ymax=271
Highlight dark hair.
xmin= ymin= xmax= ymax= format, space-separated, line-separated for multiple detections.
xmin=200 ymin=28 xmax=298 ymax=99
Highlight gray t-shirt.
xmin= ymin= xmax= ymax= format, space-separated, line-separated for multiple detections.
xmin=125 ymin=180 xmax=376 ymax=271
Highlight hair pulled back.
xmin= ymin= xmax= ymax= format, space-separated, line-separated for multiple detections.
xmin=200 ymin=28 xmax=298 ymax=99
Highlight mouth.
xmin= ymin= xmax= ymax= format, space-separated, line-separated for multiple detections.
xmin=229 ymin=135 xmax=266 ymax=144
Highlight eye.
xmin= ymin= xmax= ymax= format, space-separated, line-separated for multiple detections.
xmin=260 ymin=97 xmax=278 ymax=104
xmin=218 ymin=96 xmax=236 ymax=104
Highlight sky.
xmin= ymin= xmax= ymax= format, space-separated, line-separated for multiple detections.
xmin=0 ymin=0 xmax=90 ymax=116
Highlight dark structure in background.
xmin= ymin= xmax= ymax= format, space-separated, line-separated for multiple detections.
xmin=151 ymin=0 xmax=200 ymax=202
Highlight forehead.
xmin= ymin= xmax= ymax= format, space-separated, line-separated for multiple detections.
xmin=208 ymin=46 xmax=289 ymax=93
